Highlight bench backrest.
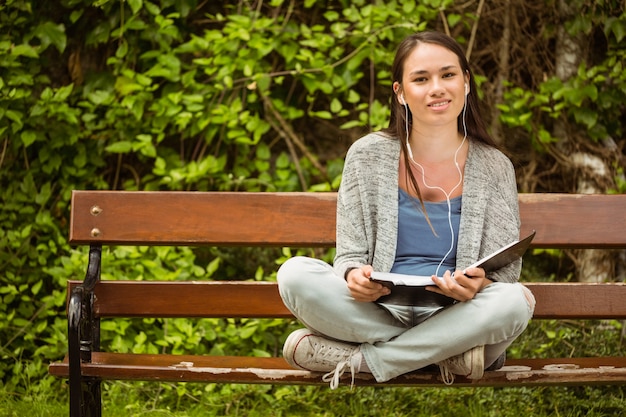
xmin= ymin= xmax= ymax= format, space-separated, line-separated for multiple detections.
xmin=70 ymin=191 xmax=626 ymax=248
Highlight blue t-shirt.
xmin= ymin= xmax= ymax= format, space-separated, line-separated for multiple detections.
xmin=382 ymin=189 xmax=462 ymax=325
xmin=391 ymin=188 xmax=462 ymax=277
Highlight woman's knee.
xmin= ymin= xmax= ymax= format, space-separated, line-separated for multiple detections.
xmin=475 ymin=283 xmax=534 ymax=330
xmin=277 ymin=256 xmax=307 ymax=295
xmin=495 ymin=283 xmax=535 ymax=331
xmin=520 ymin=285 xmax=536 ymax=315
xmin=277 ymin=256 xmax=334 ymax=300
xmin=278 ymin=256 xmax=323 ymax=285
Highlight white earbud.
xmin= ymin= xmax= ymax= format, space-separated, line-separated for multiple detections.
xmin=464 ymin=83 xmax=469 ymax=96
xmin=399 ymin=93 xmax=406 ymax=105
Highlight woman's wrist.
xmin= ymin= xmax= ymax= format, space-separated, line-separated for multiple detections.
xmin=344 ymin=267 xmax=358 ymax=281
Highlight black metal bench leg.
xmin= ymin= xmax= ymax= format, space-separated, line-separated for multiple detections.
xmin=69 ymin=245 xmax=103 ymax=417
xmin=83 ymin=378 xmax=102 ymax=417
xmin=69 ymin=377 xmax=101 ymax=417
xmin=69 ymin=287 xmax=84 ymax=417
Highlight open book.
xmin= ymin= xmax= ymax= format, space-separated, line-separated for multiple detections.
xmin=370 ymin=230 xmax=536 ymax=306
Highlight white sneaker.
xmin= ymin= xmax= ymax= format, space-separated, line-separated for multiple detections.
xmin=283 ymin=329 xmax=362 ymax=389
xmin=437 ymin=345 xmax=485 ymax=385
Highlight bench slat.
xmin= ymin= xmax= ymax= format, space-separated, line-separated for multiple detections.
xmin=70 ymin=191 xmax=337 ymax=246
xmin=89 ymin=281 xmax=292 ymax=319
xmin=518 ymin=193 xmax=626 ymax=249
xmin=66 ymin=281 xmax=626 ymax=320
xmin=70 ymin=191 xmax=626 ymax=249
xmin=48 ymin=352 xmax=626 ymax=387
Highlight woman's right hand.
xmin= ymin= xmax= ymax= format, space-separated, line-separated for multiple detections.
xmin=345 ymin=265 xmax=391 ymax=302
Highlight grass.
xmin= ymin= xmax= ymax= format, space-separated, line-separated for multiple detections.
xmin=2 ymin=381 xmax=624 ymax=417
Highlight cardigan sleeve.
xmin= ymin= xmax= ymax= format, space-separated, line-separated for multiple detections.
xmin=477 ymin=147 xmax=522 ymax=283
xmin=333 ymin=133 xmax=400 ymax=278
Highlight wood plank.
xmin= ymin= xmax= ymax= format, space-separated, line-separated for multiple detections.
xmin=70 ymin=191 xmax=337 ymax=247
xmin=66 ymin=281 xmax=626 ymax=320
xmin=70 ymin=191 xmax=626 ymax=248
xmin=48 ymin=352 xmax=626 ymax=387
xmin=518 ymin=193 xmax=626 ymax=249
xmin=527 ymin=282 xmax=626 ymax=319
xmin=92 ymin=281 xmax=293 ymax=319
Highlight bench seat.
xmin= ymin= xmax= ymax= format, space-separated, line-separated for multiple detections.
xmin=49 ymin=353 xmax=626 ymax=387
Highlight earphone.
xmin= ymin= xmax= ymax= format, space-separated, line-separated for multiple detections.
xmin=464 ymin=83 xmax=469 ymax=96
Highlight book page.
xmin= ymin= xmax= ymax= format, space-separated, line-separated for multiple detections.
xmin=370 ymin=272 xmax=436 ymax=287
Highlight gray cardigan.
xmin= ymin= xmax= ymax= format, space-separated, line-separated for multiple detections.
xmin=333 ymin=132 xmax=522 ymax=284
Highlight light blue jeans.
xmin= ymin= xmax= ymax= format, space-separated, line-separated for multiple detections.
xmin=277 ymin=256 xmax=535 ymax=383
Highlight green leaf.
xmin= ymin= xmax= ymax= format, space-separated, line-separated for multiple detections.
xmin=239 ymin=325 xmax=257 ymax=339
xmin=605 ymin=17 xmax=626 ymax=43
xmin=573 ymin=108 xmax=598 ymax=129
xmin=105 ymin=141 xmax=133 ymax=153
xmin=116 ymin=39 xmax=129 ymax=58
xmin=447 ymin=13 xmax=462 ymax=28
xmin=87 ymin=90 xmax=114 ymax=105
xmin=35 ymin=182 xmax=52 ymax=205
xmin=53 ymin=84 xmax=74 ymax=101
xmin=310 ymin=110 xmax=332 ymax=119
xmin=330 ymin=98 xmax=342 ymax=113
xmin=34 ymin=22 xmax=67 ymax=53
xmin=20 ymin=130 xmax=37 ymax=147
xmin=275 ymin=152 xmax=290 ymax=169
xmin=256 ymin=143 xmax=271 ymax=160
xmin=11 ymin=44 xmax=39 ymax=58
xmin=31 ymin=280 xmax=43 ymax=296
xmin=144 ymin=1 xmax=161 ymax=15
xmin=347 ymin=89 xmax=360 ymax=104
xmin=128 ymin=0 xmax=143 ymax=15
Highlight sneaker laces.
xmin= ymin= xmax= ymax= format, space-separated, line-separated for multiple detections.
xmin=437 ymin=345 xmax=485 ymax=385
xmin=438 ymin=362 xmax=456 ymax=385
xmin=321 ymin=350 xmax=362 ymax=389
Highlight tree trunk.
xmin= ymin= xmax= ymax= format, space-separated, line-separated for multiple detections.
xmin=554 ymin=0 xmax=615 ymax=284
xmin=489 ymin=0 xmax=511 ymax=147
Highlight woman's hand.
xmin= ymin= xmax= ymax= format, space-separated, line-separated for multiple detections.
xmin=345 ymin=265 xmax=391 ymax=302
xmin=427 ymin=267 xmax=491 ymax=302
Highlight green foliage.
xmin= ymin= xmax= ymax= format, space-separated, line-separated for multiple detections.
xmin=499 ymin=46 xmax=626 ymax=146
xmin=497 ymin=0 xmax=626 ymax=189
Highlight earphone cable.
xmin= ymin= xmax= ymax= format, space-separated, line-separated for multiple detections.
xmin=403 ymin=91 xmax=469 ymax=276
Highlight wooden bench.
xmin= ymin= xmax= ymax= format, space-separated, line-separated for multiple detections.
xmin=49 ymin=191 xmax=626 ymax=417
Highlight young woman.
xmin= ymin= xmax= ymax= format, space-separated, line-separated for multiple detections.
xmin=277 ymin=31 xmax=535 ymax=388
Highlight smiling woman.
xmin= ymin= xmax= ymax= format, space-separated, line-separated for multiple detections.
xmin=277 ymin=31 xmax=534 ymax=389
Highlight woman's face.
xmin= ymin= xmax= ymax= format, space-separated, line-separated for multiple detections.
xmin=394 ymin=42 xmax=469 ymax=130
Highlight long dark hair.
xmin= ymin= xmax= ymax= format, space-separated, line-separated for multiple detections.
xmin=383 ymin=31 xmax=497 ymax=206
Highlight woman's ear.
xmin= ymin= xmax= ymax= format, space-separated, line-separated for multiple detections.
xmin=393 ymin=82 xmax=404 ymax=105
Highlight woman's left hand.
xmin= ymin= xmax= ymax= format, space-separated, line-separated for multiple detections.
xmin=427 ymin=267 xmax=491 ymax=302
